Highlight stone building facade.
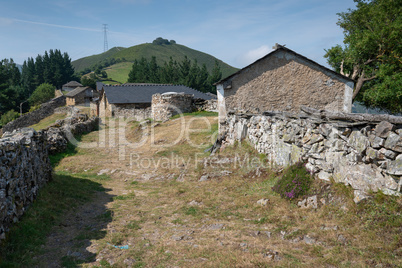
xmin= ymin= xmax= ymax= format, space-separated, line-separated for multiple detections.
xmin=65 ymin=86 xmax=96 ymax=106
xmin=216 ymin=45 xmax=355 ymax=128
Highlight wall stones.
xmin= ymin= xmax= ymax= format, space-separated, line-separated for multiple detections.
xmin=0 ymin=128 xmax=52 ymax=239
xmin=221 ymin=109 xmax=402 ymax=201
xmin=152 ymin=93 xmax=194 ymax=121
xmin=0 ymin=112 xmax=100 ymax=240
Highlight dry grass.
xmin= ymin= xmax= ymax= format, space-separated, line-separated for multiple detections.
xmin=26 ymin=113 xmax=402 ymax=267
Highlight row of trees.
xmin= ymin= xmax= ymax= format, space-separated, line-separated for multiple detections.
xmin=127 ymin=56 xmax=222 ymax=93
xmin=0 ymin=50 xmax=76 ymax=126
xmin=324 ymin=0 xmax=401 ymax=113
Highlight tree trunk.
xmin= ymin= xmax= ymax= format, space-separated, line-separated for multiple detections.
xmin=353 ymin=69 xmax=365 ymax=100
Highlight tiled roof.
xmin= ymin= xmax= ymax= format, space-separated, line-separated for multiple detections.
xmin=215 ymin=45 xmax=355 ymax=85
xmin=102 ymin=84 xmax=213 ymax=104
xmin=63 ymin=81 xmax=83 ymax=87
xmin=65 ymin=86 xmax=91 ymax=97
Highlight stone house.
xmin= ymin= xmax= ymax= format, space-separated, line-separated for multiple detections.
xmin=96 ymin=84 xmax=213 ymax=118
xmin=62 ymin=81 xmax=83 ymax=92
xmin=215 ymin=44 xmax=355 ymax=124
xmin=65 ymin=86 xmax=97 ymax=106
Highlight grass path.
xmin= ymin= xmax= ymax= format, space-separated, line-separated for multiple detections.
xmin=2 ymin=114 xmax=400 ymax=267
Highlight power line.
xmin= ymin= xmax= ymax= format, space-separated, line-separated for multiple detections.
xmin=103 ymin=24 xmax=108 ymax=52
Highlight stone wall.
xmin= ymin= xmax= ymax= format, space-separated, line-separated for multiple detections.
xmin=152 ymin=93 xmax=194 ymax=121
xmin=0 ymin=129 xmax=52 ymax=239
xmin=194 ymin=99 xmax=217 ymax=112
xmin=112 ymin=103 xmax=152 ymax=121
xmin=0 ymin=112 xmax=100 ymax=239
xmin=221 ymin=107 xmax=402 ymax=202
xmin=2 ymin=96 xmax=66 ymax=134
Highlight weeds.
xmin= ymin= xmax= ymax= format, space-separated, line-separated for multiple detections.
xmin=272 ymin=162 xmax=312 ymax=200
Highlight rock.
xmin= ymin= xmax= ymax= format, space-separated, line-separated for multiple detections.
xmin=298 ymin=195 xmax=317 ymax=209
xmin=386 ymin=155 xmax=402 ymax=176
xmin=199 ymin=175 xmax=209 ymax=182
xmin=353 ymin=190 xmax=369 ymax=203
xmin=263 ymin=249 xmax=281 ymax=261
xmin=337 ymin=234 xmax=347 ymax=244
xmin=188 ymin=200 xmax=202 ymax=206
xmin=368 ymin=134 xmax=384 ymax=148
xmin=97 ymin=169 xmax=109 ymax=176
xmin=348 ymin=131 xmax=370 ymax=155
xmin=378 ymin=148 xmax=396 ymax=160
xmin=257 ymin=198 xmax=269 ymax=206
xmin=303 ymin=235 xmax=316 ymax=244
xmin=384 ymin=132 xmax=402 ymax=153
xmin=374 ymin=121 xmax=394 ymax=138
xmin=317 ymin=170 xmax=331 ymax=181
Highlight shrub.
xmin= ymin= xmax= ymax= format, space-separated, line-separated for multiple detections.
xmin=272 ymin=162 xmax=312 ymax=200
xmin=0 ymin=109 xmax=19 ymax=126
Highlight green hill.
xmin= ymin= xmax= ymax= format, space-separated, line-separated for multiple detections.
xmin=72 ymin=41 xmax=238 ymax=83
xmin=72 ymin=47 xmax=126 ymax=72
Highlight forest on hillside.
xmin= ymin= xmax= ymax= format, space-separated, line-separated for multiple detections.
xmin=127 ymin=56 xmax=222 ymax=93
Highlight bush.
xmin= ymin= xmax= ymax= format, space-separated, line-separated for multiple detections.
xmin=29 ymin=83 xmax=55 ymax=106
xmin=0 ymin=109 xmax=19 ymax=126
xmin=272 ymin=162 xmax=312 ymax=200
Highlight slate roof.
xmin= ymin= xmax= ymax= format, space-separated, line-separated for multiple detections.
xmin=63 ymin=81 xmax=83 ymax=87
xmin=215 ymin=45 xmax=355 ymax=85
xmin=102 ymin=84 xmax=214 ymax=104
xmin=65 ymin=86 xmax=91 ymax=97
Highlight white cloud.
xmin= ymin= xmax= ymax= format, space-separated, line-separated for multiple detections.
xmin=238 ymin=45 xmax=272 ymax=66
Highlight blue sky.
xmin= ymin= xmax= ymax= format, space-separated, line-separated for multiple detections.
xmin=0 ymin=0 xmax=356 ymax=69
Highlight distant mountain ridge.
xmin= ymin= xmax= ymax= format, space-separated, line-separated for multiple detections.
xmin=72 ymin=41 xmax=238 ymax=80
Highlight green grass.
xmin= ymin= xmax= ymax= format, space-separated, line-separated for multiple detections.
xmin=0 ymin=172 xmax=109 ymax=267
xmin=104 ymin=62 xmax=132 ymax=83
xmin=170 ymin=111 xmax=218 ymax=119
xmin=29 ymin=112 xmax=67 ymax=131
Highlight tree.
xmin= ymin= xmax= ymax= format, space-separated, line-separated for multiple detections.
xmin=0 ymin=109 xmax=19 ymax=127
xmin=29 ymin=83 xmax=55 ymax=106
xmin=324 ymin=0 xmax=402 ymax=113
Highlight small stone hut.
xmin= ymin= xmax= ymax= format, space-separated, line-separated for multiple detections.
xmin=62 ymin=81 xmax=83 ymax=92
xmin=65 ymin=86 xmax=97 ymax=106
xmin=215 ymin=44 xmax=355 ymax=125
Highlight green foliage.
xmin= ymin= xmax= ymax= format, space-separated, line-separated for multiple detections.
xmin=272 ymin=162 xmax=312 ymax=200
xmin=324 ymin=0 xmax=402 ymax=113
xmin=0 ymin=109 xmax=19 ymax=126
xmin=0 ymin=59 xmax=23 ymax=114
xmin=81 ymin=75 xmax=97 ymax=89
xmin=152 ymin=37 xmax=175 ymax=45
xmin=127 ymin=56 xmax=222 ymax=93
xmin=21 ymin=49 xmax=76 ymax=91
xmin=29 ymin=83 xmax=55 ymax=106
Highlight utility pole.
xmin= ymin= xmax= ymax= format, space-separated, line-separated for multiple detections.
xmin=103 ymin=24 xmax=108 ymax=52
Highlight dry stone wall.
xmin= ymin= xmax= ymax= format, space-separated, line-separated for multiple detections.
xmin=221 ymin=107 xmax=402 ymax=202
xmin=152 ymin=93 xmax=194 ymax=121
xmin=0 ymin=128 xmax=52 ymax=239
xmin=2 ymin=96 xmax=66 ymax=134
xmin=0 ymin=112 xmax=100 ymax=239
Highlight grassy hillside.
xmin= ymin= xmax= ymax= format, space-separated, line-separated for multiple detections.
xmin=72 ymin=47 xmax=126 ymax=72
xmin=72 ymin=42 xmax=239 ymax=80
xmin=104 ymin=62 xmax=132 ymax=84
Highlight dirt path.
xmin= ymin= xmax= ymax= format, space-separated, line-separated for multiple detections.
xmin=33 ymin=116 xmax=401 ymax=267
